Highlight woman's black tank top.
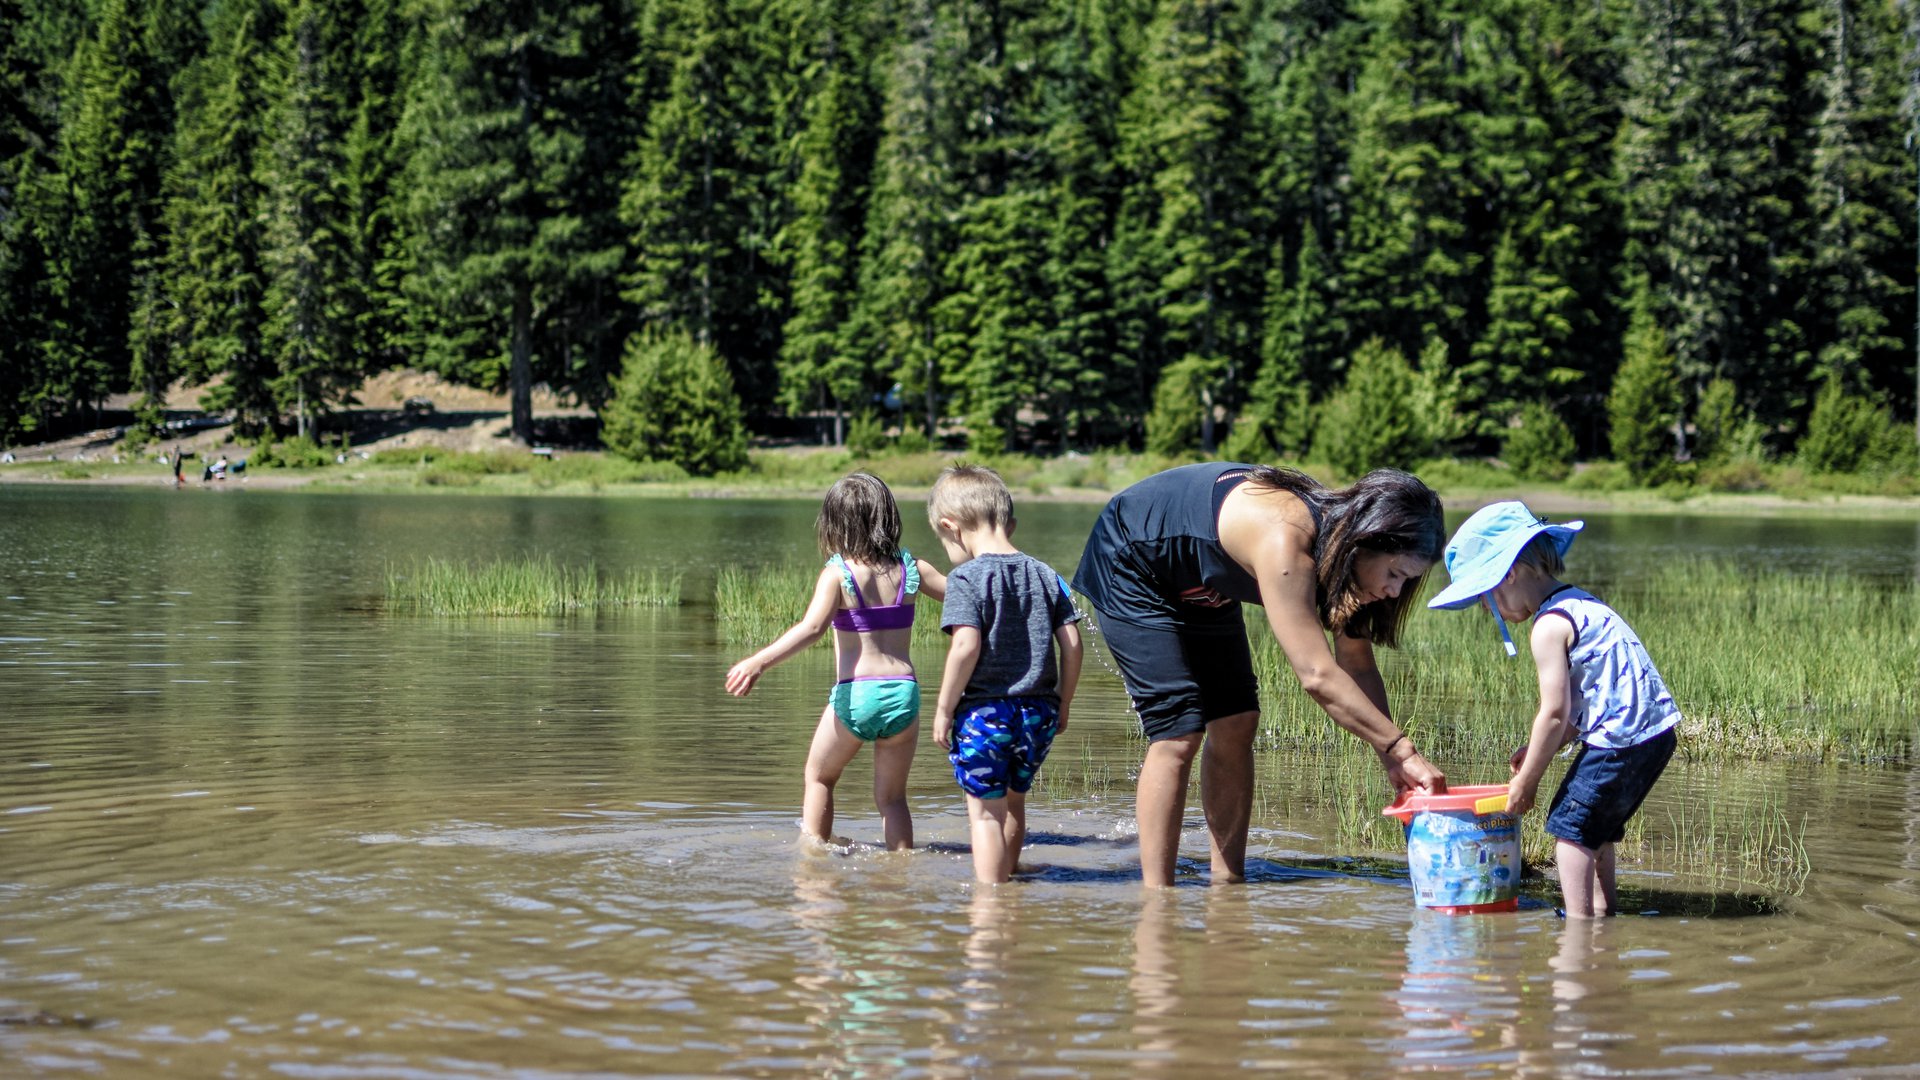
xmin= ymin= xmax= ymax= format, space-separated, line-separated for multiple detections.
xmin=1073 ymin=462 xmax=1318 ymax=631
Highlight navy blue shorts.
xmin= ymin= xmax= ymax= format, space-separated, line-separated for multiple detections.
xmin=1094 ymin=614 xmax=1259 ymax=742
xmin=950 ymin=697 xmax=1060 ymax=800
xmin=1544 ymin=728 xmax=1677 ymax=849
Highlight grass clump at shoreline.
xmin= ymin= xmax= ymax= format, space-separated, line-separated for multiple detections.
xmin=386 ymin=557 xmax=681 ymax=615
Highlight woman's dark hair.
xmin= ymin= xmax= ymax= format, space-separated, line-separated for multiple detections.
xmin=1245 ymin=465 xmax=1445 ymax=647
xmin=817 ymin=472 xmax=903 ymax=565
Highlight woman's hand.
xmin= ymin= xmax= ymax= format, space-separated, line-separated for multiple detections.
xmin=1381 ymin=741 xmax=1446 ymax=794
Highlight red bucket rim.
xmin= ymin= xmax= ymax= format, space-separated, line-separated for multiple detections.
xmin=1381 ymin=784 xmax=1512 ymax=821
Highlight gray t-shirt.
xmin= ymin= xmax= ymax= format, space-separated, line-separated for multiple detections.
xmin=940 ymin=552 xmax=1082 ymax=709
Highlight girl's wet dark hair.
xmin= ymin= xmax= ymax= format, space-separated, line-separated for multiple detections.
xmin=1245 ymin=465 xmax=1445 ymax=647
xmin=816 ymin=472 xmax=903 ymax=565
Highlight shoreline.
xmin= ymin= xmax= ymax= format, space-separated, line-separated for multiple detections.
xmin=6 ymin=456 xmax=1920 ymax=519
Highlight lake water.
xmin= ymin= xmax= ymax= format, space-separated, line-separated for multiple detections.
xmin=2 ymin=485 xmax=1918 ymax=1076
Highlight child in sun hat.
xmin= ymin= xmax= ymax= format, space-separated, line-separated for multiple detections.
xmin=1428 ymin=501 xmax=1681 ymax=918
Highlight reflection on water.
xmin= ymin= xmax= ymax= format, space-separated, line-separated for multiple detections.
xmin=2 ymin=487 xmax=1919 ymax=1075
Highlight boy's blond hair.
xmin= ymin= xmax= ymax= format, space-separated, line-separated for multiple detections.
xmin=1509 ymin=532 xmax=1565 ymax=578
xmin=928 ymin=464 xmax=1014 ymax=531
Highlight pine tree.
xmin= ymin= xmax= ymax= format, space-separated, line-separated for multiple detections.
xmin=771 ymin=0 xmax=878 ymax=443
xmin=1608 ymin=296 xmax=1683 ymax=482
xmin=46 ymin=0 xmax=196 ymax=424
xmin=1462 ymin=0 xmax=1620 ymax=432
xmin=155 ymin=0 xmax=277 ymax=429
xmin=622 ymin=0 xmax=784 ymax=414
xmin=1229 ymin=227 xmax=1331 ymax=459
xmin=259 ymin=0 xmax=358 ymax=438
xmin=931 ymin=0 xmax=1073 ymax=452
xmin=399 ymin=0 xmax=628 ymax=444
xmin=1110 ymin=0 xmax=1262 ymax=452
xmin=1032 ymin=0 xmax=1138 ymax=448
xmin=0 ymin=0 xmax=87 ymax=440
xmin=844 ymin=0 xmax=957 ymax=438
xmin=1338 ymin=0 xmax=1483 ymax=381
xmin=337 ymin=0 xmax=413 ymax=383
xmin=1805 ymin=0 xmax=1913 ymax=400
xmin=1618 ymin=0 xmax=1815 ymax=436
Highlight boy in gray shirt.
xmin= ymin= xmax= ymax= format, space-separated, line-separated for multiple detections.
xmin=928 ymin=465 xmax=1084 ymax=884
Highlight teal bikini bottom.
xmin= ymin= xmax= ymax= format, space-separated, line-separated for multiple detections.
xmin=829 ymin=677 xmax=920 ymax=741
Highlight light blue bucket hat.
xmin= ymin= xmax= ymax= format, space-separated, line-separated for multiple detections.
xmin=1428 ymin=501 xmax=1583 ymax=654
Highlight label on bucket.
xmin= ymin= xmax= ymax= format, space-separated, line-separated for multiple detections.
xmin=1404 ymin=809 xmax=1519 ymax=910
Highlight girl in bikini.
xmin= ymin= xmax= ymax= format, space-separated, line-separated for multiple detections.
xmin=725 ymin=473 xmax=947 ymax=850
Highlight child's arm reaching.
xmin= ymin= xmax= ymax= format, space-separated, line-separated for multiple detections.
xmin=1507 ymin=614 xmax=1578 ymax=815
xmin=933 ymin=626 xmax=982 ymax=749
xmin=915 ymin=557 xmax=948 ymax=602
xmin=1053 ymin=622 xmax=1082 ymax=735
xmin=724 ymin=566 xmax=843 ymax=696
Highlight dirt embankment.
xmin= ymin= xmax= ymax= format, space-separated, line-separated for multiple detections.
xmin=3 ymin=370 xmax=594 ymax=467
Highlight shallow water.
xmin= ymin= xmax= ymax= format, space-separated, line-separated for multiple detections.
xmin=2 ymin=486 xmax=1918 ymax=1076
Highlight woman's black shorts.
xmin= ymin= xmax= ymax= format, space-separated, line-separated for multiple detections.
xmin=1094 ymin=611 xmax=1260 ymax=742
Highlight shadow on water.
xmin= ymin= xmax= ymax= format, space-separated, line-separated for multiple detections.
xmin=995 ymin=839 xmax=1792 ymax=916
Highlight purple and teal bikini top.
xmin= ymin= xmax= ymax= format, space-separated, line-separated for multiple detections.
xmin=828 ymin=551 xmax=920 ymax=633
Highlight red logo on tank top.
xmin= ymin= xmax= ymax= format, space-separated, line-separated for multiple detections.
xmin=1178 ymin=585 xmax=1232 ymax=608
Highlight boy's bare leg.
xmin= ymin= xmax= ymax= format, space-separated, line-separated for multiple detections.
xmin=1003 ymin=789 xmax=1027 ymax=878
xmin=1593 ymin=842 xmax=1618 ymax=916
xmin=967 ymin=795 xmax=1011 ymax=883
xmin=1138 ymin=734 xmax=1201 ymax=887
xmin=870 ymin=721 xmax=919 ymax=851
xmin=1201 ymin=711 xmax=1258 ymax=884
xmin=802 ymin=705 xmax=864 ymax=846
xmin=1556 ymin=839 xmax=1600 ymax=918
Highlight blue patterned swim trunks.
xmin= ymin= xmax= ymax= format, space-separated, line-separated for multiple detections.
xmin=949 ymin=697 xmax=1059 ymax=800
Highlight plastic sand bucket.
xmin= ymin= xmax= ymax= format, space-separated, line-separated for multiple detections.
xmin=1382 ymin=785 xmax=1520 ymax=915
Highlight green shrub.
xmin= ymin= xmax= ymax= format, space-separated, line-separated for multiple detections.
xmin=1607 ymin=307 xmax=1681 ymax=483
xmin=893 ymin=427 xmax=931 ymax=454
xmin=1801 ymin=379 xmax=1917 ymax=476
xmin=420 ymin=468 xmax=482 ymax=487
xmin=602 ymin=330 xmax=748 ymax=476
xmin=1691 ymin=378 xmax=1739 ymax=464
xmin=1696 ymin=458 xmax=1771 ymax=492
xmin=1865 ymin=422 xmax=1918 ymax=475
xmin=1502 ymin=401 xmax=1575 ymax=481
xmin=251 ymin=436 xmax=333 ymax=469
xmin=1144 ymin=355 xmax=1216 ymax=456
xmin=370 ymin=447 xmax=442 ymax=466
xmin=845 ymin=412 xmax=887 ymax=456
xmin=1311 ymin=338 xmax=1432 ymax=476
xmin=1563 ymin=460 xmax=1635 ymax=492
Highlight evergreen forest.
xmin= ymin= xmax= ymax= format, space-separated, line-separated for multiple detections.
xmin=3 ymin=0 xmax=1917 ymax=478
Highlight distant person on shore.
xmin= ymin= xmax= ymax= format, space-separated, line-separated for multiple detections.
xmin=725 ymin=473 xmax=948 ymax=850
xmin=171 ymin=447 xmax=185 ymax=486
xmin=1428 ymin=501 xmax=1681 ymax=918
xmin=1072 ymin=463 xmax=1448 ymax=887
xmin=926 ymin=465 xmax=1083 ymax=884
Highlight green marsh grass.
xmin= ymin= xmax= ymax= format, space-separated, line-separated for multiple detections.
xmin=1246 ymin=556 xmax=1916 ymax=764
xmin=714 ymin=562 xmax=947 ymax=646
xmin=386 ymin=557 xmax=681 ymax=615
xmin=1234 ymin=557 xmax=1898 ymax=892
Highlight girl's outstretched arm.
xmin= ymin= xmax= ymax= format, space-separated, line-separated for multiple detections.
xmin=724 ymin=566 xmax=842 ymax=696
xmin=914 ymin=557 xmax=948 ymax=602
